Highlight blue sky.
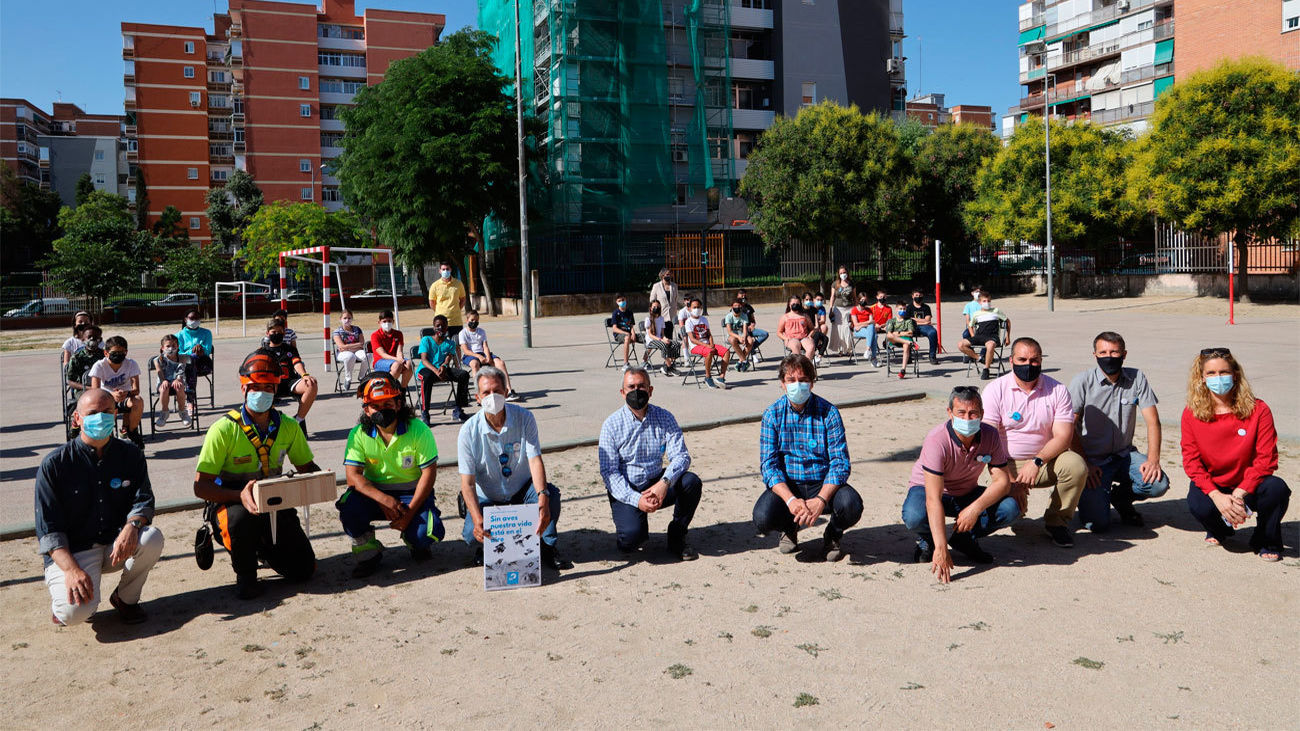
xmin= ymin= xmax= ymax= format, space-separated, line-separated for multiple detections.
xmin=1 ymin=0 xmax=1020 ymax=119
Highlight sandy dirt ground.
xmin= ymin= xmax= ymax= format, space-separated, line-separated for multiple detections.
xmin=1 ymin=397 xmax=1297 ymax=729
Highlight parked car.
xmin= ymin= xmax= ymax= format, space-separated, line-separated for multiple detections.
xmin=1107 ymin=254 xmax=1170 ymax=275
xmin=283 ymin=291 xmax=313 ymax=302
xmin=114 ymin=297 xmax=156 ymax=308
xmin=3 ymin=297 xmax=74 ymax=318
xmin=353 ymin=288 xmax=394 ymax=299
xmin=149 ymin=293 xmax=200 ymax=307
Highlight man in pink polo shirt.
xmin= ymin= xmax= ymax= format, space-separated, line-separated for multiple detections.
xmin=902 ymin=386 xmax=1020 ymax=583
xmin=981 ymin=337 xmax=1086 ymax=547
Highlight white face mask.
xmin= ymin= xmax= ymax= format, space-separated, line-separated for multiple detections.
xmin=341 ymin=318 xmax=352 ymax=326
xmin=163 ymin=346 xmax=177 ymax=356
xmin=480 ymin=392 xmax=506 ymax=415
xmin=839 ymin=273 xmax=848 ymax=281
xmin=186 ymin=319 xmax=200 ymax=329
xmin=971 ymin=292 xmax=980 ymax=300
xmin=380 ymin=322 xmax=393 ymax=332
xmin=690 ymin=308 xmax=702 ymax=318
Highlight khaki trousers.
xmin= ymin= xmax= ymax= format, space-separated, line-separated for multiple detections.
xmin=1014 ymin=450 xmax=1087 ymax=528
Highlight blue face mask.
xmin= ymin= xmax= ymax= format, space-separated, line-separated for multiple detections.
xmin=80 ymin=411 xmax=116 ymax=440
xmin=1205 ymin=374 xmax=1234 ymax=395
xmin=246 ymin=390 xmax=274 ymax=413
xmin=785 ymin=381 xmax=811 ymax=405
xmin=952 ymin=416 xmax=981 ymax=437
xmin=803 ymin=300 xmax=813 ymax=308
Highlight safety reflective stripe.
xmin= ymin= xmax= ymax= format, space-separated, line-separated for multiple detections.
xmin=426 ymin=511 xmax=439 ymax=541
xmin=351 ymin=537 xmax=382 ymax=554
xmin=216 ymin=506 xmax=233 ymax=551
xmin=225 ymin=409 xmax=278 ymax=478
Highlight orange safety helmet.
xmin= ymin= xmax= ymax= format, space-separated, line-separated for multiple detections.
xmin=358 ymin=373 xmax=403 ymax=405
xmin=238 ymin=349 xmax=281 ymax=385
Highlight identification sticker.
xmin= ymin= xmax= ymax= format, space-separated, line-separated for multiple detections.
xmin=233 ymin=455 xmax=253 ymax=465
xmin=401 ymin=455 xmax=415 ymax=469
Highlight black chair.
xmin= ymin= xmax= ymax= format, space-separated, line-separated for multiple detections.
xmin=965 ymin=319 xmax=1009 ymax=378
xmin=884 ymin=335 xmax=921 ymax=378
xmin=604 ymin=317 xmax=640 ymax=368
xmin=146 ymin=355 xmax=201 ymax=436
xmin=411 ymin=344 xmax=456 ymax=419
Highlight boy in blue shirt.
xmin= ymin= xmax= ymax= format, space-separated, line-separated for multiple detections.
xmin=417 ymin=314 xmax=470 ymax=423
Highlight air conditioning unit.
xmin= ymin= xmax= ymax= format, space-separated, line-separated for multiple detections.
xmin=191 ymin=98 xmax=201 ymax=107
xmin=886 ymin=58 xmax=900 ymax=74
xmin=672 ymin=149 xmax=688 ymax=163
xmin=1117 ymin=0 xmax=1130 ymax=10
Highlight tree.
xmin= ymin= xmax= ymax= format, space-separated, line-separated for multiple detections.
xmin=239 ymin=201 xmax=367 ymax=280
xmin=161 ymin=244 xmax=228 ymax=297
xmin=74 ymin=173 xmax=95 ymax=206
xmin=206 ymin=169 xmax=263 ymax=254
xmin=152 ymin=205 xmax=190 ymax=244
xmin=41 ymin=192 xmax=151 ymax=303
xmin=909 ymin=123 xmax=1001 ymax=267
xmin=967 ymin=118 xmax=1140 ymax=252
xmin=336 ymin=29 xmax=524 ymax=314
xmin=739 ymin=101 xmax=911 ymax=293
xmin=133 ymin=172 xmax=149 ymax=231
xmin=1130 ymin=58 xmax=1300 ymax=300
xmin=0 ymin=164 xmax=63 ymax=271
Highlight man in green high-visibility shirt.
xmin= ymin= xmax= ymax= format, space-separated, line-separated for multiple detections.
xmin=336 ymin=372 xmax=444 ymax=579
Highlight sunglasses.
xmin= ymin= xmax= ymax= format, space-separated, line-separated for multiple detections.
xmin=498 ymin=452 xmax=513 ymax=479
xmin=1200 ymin=347 xmax=1231 ymax=358
xmin=950 ymin=386 xmax=981 ymax=399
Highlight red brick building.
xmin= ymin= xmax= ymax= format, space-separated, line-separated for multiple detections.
xmin=950 ymin=104 xmax=995 ymax=131
xmin=123 ymin=0 xmax=444 ymax=244
xmin=1174 ymin=0 xmax=1300 ymax=81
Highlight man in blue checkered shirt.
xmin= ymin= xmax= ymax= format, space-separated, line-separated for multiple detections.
xmin=598 ymin=367 xmax=702 ymax=560
xmin=753 ymin=354 xmax=862 ymax=561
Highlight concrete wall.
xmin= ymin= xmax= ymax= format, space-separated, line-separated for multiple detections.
xmin=999 ymin=272 xmax=1300 ymax=301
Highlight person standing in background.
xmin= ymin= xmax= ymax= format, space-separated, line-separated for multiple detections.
xmin=428 ymin=262 xmax=468 ymax=339
xmin=649 ymin=268 xmax=681 ymax=340
xmin=828 ymin=266 xmax=855 ymax=356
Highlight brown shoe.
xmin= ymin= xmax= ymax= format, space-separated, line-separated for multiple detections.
xmin=109 ymin=590 xmax=148 ymax=624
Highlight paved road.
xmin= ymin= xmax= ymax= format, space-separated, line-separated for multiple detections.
xmin=2 ymin=295 xmax=1296 ymax=531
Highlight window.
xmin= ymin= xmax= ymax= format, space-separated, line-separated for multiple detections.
xmin=1288 ymin=16 xmax=1299 ymax=31
xmin=318 ymin=52 xmax=366 ymax=67
xmin=189 ymin=217 xmax=200 ymax=230
xmin=801 ymin=81 xmax=816 ymax=107
xmin=189 ymin=91 xmax=202 ymax=106
xmin=94 ymin=174 xmax=106 ymax=186
xmin=299 ymin=76 xmax=310 ymax=90
xmin=321 ymin=132 xmax=344 ymax=148
xmin=299 ymin=159 xmax=312 ymax=173
xmin=187 ymin=167 xmax=198 ymax=179
xmin=183 ymin=66 xmax=195 ymax=79
xmin=209 ymin=94 xmax=230 ymax=108
xmin=322 ymin=187 xmax=342 ymax=202
xmin=319 ymin=78 xmax=363 ymax=94
xmin=209 ymin=70 xmax=226 ymax=83
xmin=300 ymin=104 xmax=312 ymax=118
xmin=301 ymin=187 xmax=313 ymax=201
xmin=184 ymin=41 xmax=195 ymax=54
xmin=232 ymin=98 xmax=244 ymax=114
xmin=211 ymin=169 xmax=228 ymax=182
xmin=319 ymin=24 xmax=364 ymax=40
xmin=739 ymin=0 xmax=771 ymax=8
xmin=319 ymin=105 xmax=338 ymax=120
xmin=94 ymin=150 xmax=105 ymax=161
xmin=16 ymin=142 xmax=27 ymax=154
xmin=233 ymin=127 xmax=244 ymax=143
xmin=127 ymin=139 xmax=138 ymax=152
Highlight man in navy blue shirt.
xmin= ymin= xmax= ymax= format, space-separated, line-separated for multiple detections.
xmin=753 ymin=354 xmax=862 ymax=561
xmin=610 ymin=293 xmax=641 ymax=370
xmin=35 ymin=389 xmax=162 ymax=626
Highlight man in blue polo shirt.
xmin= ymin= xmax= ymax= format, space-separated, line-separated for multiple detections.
xmin=458 ymin=366 xmax=572 ymax=570
xmin=752 ymin=354 xmax=862 ymax=561
xmin=35 ymin=389 xmax=163 ymax=626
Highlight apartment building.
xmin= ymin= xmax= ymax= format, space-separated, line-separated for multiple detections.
xmin=480 ymin=0 xmax=904 ymax=234
xmin=123 ymin=0 xmax=444 ymax=243
xmin=1174 ymin=0 xmax=1300 ymax=79
xmin=1 ymin=99 xmax=128 ymax=205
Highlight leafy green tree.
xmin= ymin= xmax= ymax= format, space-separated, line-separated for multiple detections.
xmin=74 ymin=173 xmax=95 ymax=206
xmin=205 ymin=169 xmax=263 ymax=254
xmin=967 ymin=118 xmax=1139 ymax=251
xmin=1130 ymin=58 xmax=1300 ymax=299
xmin=239 ymin=201 xmax=367 ymax=280
xmin=740 ymin=101 xmax=911 ymax=292
xmin=910 ymin=123 xmax=1001 ymax=267
xmin=133 ymin=172 xmax=149 ymax=230
xmin=41 ymin=192 xmax=151 ymax=302
xmin=152 ymin=205 xmax=190 ymax=244
xmin=161 ymin=244 xmax=228 ymax=297
xmin=0 ymin=165 xmax=63 ymax=271
xmin=335 ymin=29 xmax=524 ymax=313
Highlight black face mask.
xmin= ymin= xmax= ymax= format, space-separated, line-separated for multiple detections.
xmin=268 ymin=332 xmax=284 ymax=345
xmin=108 ymin=351 xmax=126 ymax=364
xmin=732 ymin=307 xmax=742 ymax=314
xmin=367 ymin=407 xmax=398 ymax=429
xmin=912 ymin=296 xmax=922 ymax=303
xmin=1013 ymin=362 xmax=1042 ymax=383
xmin=1096 ymin=356 xmax=1124 ymax=376
xmin=624 ymin=388 xmax=650 ymax=411
xmin=467 ymin=321 xmax=479 ymax=330
xmin=858 ymin=300 xmax=868 ymax=307
xmin=876 ymin=296 xmax=886 ymax=302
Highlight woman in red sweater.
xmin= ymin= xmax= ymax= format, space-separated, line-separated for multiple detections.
xmin=1181 ymin=348 xmax=1289 ymax=561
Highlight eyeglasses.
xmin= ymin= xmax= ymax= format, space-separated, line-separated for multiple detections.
xmin=1200 ymin=347 xmax=1231 ymax=358
xmin=498 ymin=452 xmax=512 ymax=479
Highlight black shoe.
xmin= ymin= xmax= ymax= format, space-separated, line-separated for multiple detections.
xmin=128 ymin=429 xmax=145 ymax=449
xmin=948 ymin=532 xmax=994 ymax=564
xmin=1112 ymin=499 xmax=1145 ymax=527
xmin=351 ymin=552 xmax=383 ymax=578
xmin=929 ymin=356 xmax=939 ymax=366
xmin=194 ymin=524 xmax=214 ymax=571
xmin=473 ymin=545 xmax=484 ymax=566
xmin=422 ymin=410 xmax=431 ymax=426
xmin=236 ymin=573 xmax=262 ymax=600
xmin=453 ymin=407 xmax=468 ymax=422
xmin=913 ymin=541 xmax=934 ymax=563
xmin=981 ymin=368 xmax=991 ymax=380
xmin=667 ymin=524 xmax=698 ymax=561
xmin=409 ymin=545 xmax=433 ymax=562
xmin=109 ymin=590 xmax=148 ymax=624
xmin=541 ymin=544 xmax=573 ymax=570
xmin=1045 ymin=525 xmax=1075 ymax=548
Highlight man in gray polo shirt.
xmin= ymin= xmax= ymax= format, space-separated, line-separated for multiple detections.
xmin=1068 ymin=331 xmax=1169 ymax=532
xmin=458 ymin=366 xmax=573 ymax=570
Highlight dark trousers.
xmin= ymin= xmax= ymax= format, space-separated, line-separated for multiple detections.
xmin=914 ymin=324 xmax=938 ymax=359
xmin=213 ymin=503 xmax=316 ymax=581
xmin=753 ymin=480 xmax=863 ymax=538
xmin=336 ymin=488 xmax=445 ymax=548
xmin=420 ymin=365 xmax=470 ymax=408
xmin=607 ymin=471 xmax=703 ymax=551
xmin=1187 ymin=477 xmax=1291 ymax=552
xmin=812 ymin=331 xmax=829 ymax=355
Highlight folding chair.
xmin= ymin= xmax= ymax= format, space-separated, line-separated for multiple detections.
xmin=847 ymin=325 xmax=881 ymax=366
xmin=884 ymin=336 xmax=921 ymax=378
xmin=333 ymin=341 xmax=370 ymax=394
xmin=180 ymin=352 xmax=215 ymax=410
xmin=146 ymin=355 xmax=201 ymax=436
xmin=412 ymin=344 xmax=457 ymax=419
xmin=604 ymin=317 xmax=640 ymax=368
xmin=679 ymin=332 xmax=725 ymax=388
xmin=637 ymin=321 xmax=659 ymax=370
xmin=60 ymin=358 xmax=81 ymax=441
xmin=965 ymin=319 xmax=1009 ymax=378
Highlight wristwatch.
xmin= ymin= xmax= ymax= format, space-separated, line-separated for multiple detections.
xmin=1032 ymin=457 xmax=1045 ymax=468
xmin=128 ymin=517 xmax=146 ymax=530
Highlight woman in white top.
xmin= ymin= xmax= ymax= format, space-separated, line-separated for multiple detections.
xmin=828 ymin=266 xmax=855 ymax=356
xmin=60 ymin=312 xmax=94 ymax=366
xmin=642 ymin=302 xmax=681 ymax=376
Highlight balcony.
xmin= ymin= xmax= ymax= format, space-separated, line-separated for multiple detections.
xmin=210 ymin=153 xmax=235 ymax=165
xmin=321 ymin=146 xmax=343 ymax=158
xmin=207 ymin=79 xmax=231 ymax=92
xmin=320 ymin=118 xmax=344 ymax=132
xmin=320 ymin=63 xmax=366 ymax=79
xmin=730 ymin=57 xmax=774 ymax=80
xmin=320 ymin=90 xmax=357 ymax=106
xmin=209 ymin=129 xmax=234 ymax=140
xmin=1153 ymin=19 xmax=1175 ymax=41
xmin=122 ymin=37 xmax=134 ymax=59
xmin=318 ymin=35 xmax=365 ymax=52
xmin=1051 ymin=41 xmax=1121 ymax=71
xmin=233 ymin=139 xmax=245 ymax=153
xmin=730 ymin=4 xmax=774 ymax=30
xmin=1093 ymin=100 xmax=1155 ymax=125
xmin=1121 ymin=61 xmax=1172 ymax=85
xmin=731 ymin=108 xmax=775 ymax=129
xmin=890 ymin=10 xmax=904 ymax=35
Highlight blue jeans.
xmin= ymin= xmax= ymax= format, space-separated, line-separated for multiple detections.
xmin=853 ymin=325 xmax=880 ymax=359
xmin=751 ymin=328 xmax=769 ymax=348
xmin=462 ymin=480 xmax=561 ymax=547
xmin=336 ymin=488 xmax=445 ymax=551
xmin=901 ymin=484 xmax=1021 ymax=547
xmin=913 ymin=324 xmax=938 ymax=359
xmin=1077 ymin=450 xmax=1170 ymax=532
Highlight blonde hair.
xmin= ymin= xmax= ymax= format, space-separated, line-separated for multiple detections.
xmin=1186 ymin=352 xmax=1255 ymax=422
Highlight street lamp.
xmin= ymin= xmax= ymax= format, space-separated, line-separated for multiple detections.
xmin=514 ymin=0 xmax=532 ymax=348
xmin=1025 ymin=40 xmax=1056 ymax=312
xmin=308 ymin=162 xmax=325 ymax=202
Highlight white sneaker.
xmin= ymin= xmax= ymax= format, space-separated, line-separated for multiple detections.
xmin=153 ymin=413 xmax=168 ymax=429
xmin=814 ymin=355 xmax=822 ymax=366
xmin=179 ymin=410 xmax=193 ymax=427
xmin=506 ymin=390 xmax=522 ymax=402
xmin=660 ymin=365 xmax=669 ymax=376
xmin=342 ymin=376 xmax=352 ymax=390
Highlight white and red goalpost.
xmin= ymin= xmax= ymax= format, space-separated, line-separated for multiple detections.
xmin=277 ymin=246 xmax=400 ymax=367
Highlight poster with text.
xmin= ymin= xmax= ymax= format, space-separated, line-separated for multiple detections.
xmin=483 ymin=503 xmax=542 ymax=591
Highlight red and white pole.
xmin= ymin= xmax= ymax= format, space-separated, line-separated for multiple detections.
xmin=1227 ymin=238 xmax=1235 ymax=325
xmin=278 ymin=254 xmax=288 ymax=312
xmin=934 ymin=238 xmax=944 ymax=352
xmin=321 ymin=247 xmax=332 ymax=366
